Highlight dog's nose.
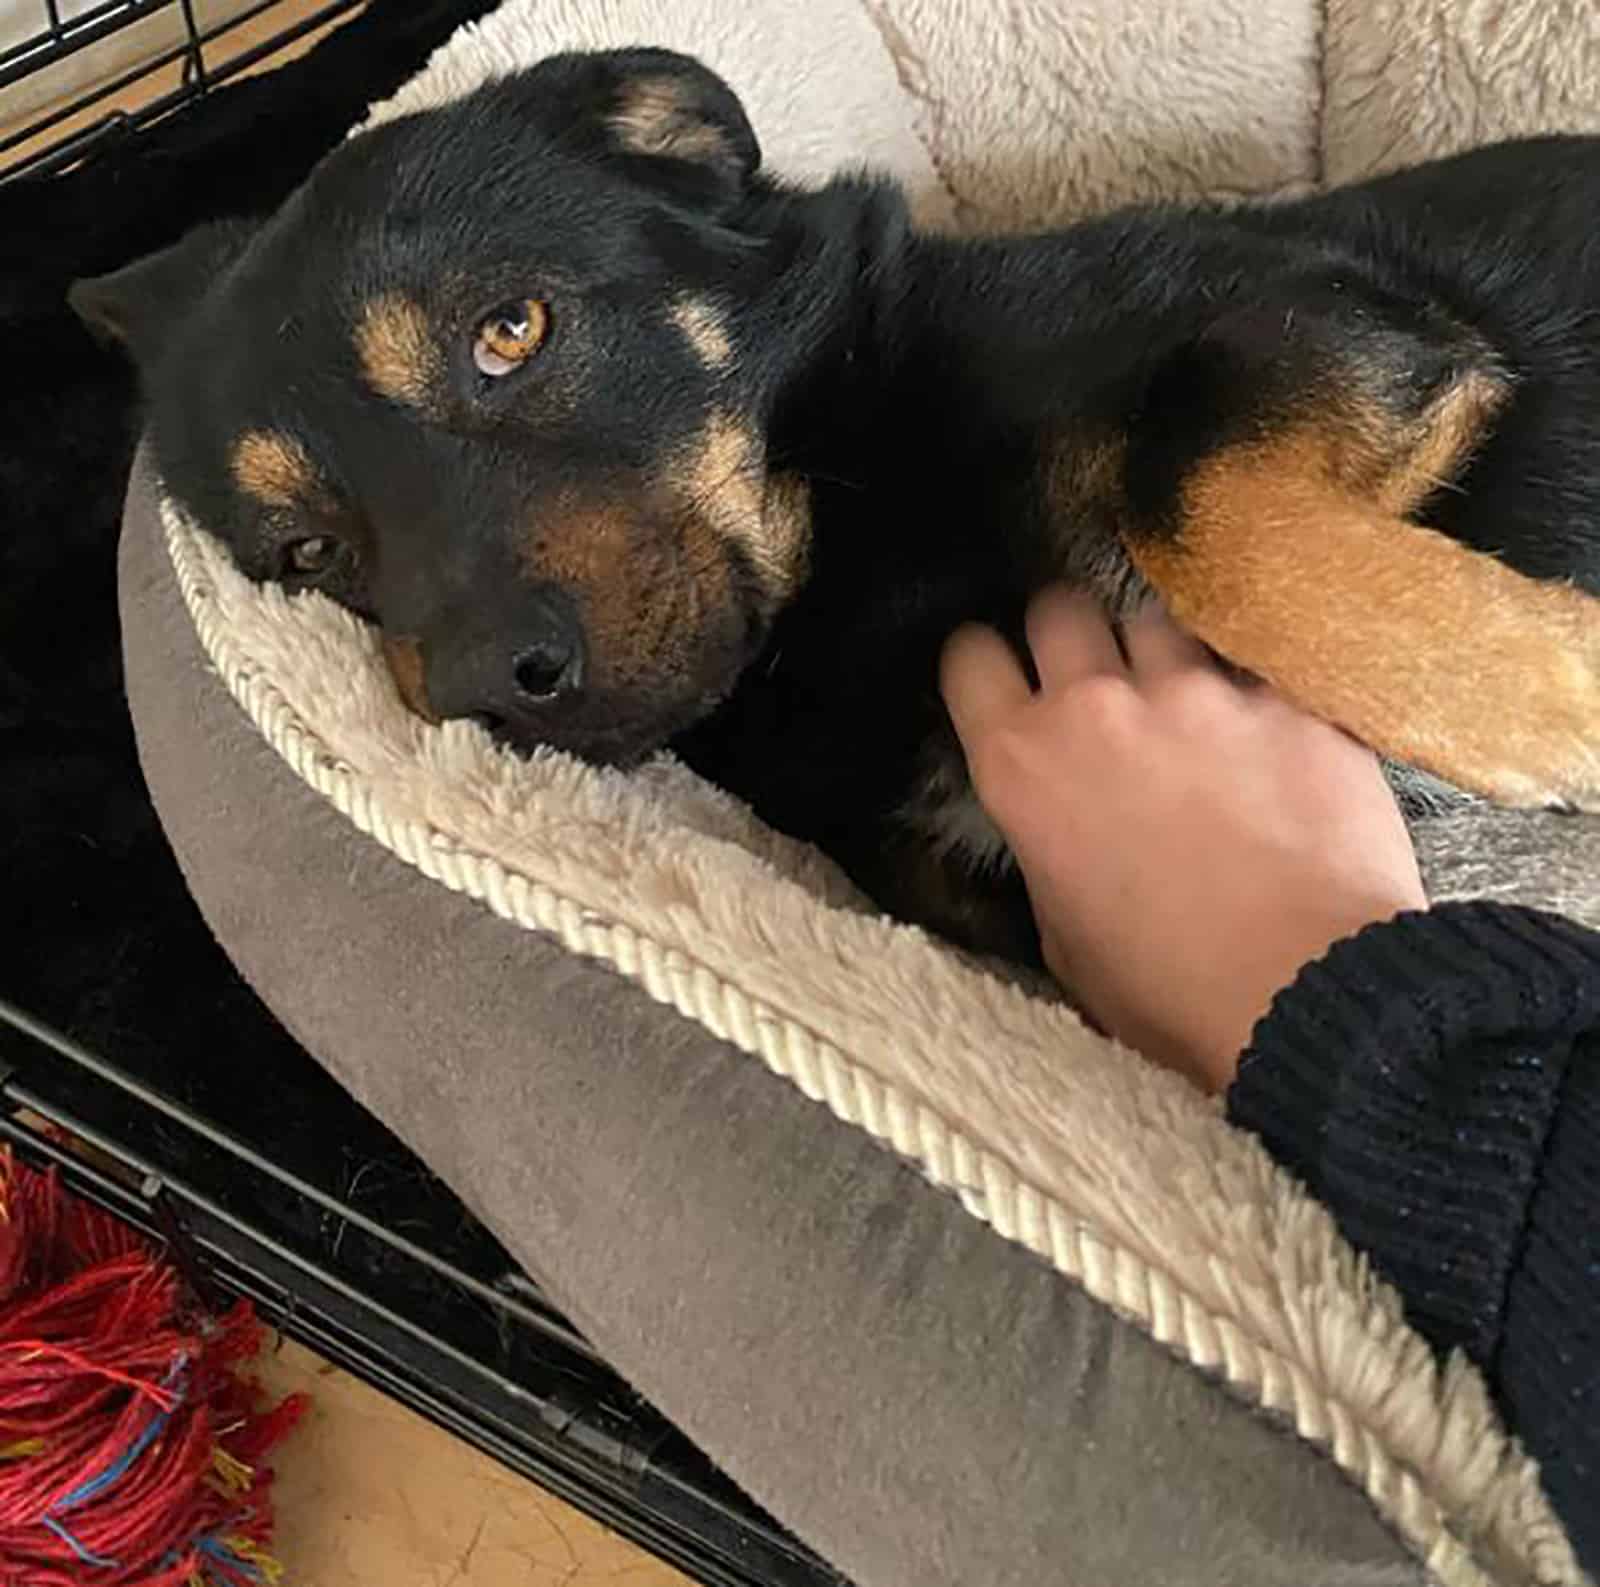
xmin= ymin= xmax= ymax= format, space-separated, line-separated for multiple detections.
xmin=423 ymin=587 xmax=586 ymax=728
xmin=511 ymin=588 xmax=585 ymax=700
xmin=513 ymin=634 xmax=580 ymax=700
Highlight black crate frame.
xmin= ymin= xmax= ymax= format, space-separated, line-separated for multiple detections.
xmin=0 ymin=0 xmax=369 ymax=180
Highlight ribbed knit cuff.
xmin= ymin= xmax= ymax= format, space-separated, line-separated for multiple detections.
xmin=1226 ymin=902 xmax=1600 ymax=1366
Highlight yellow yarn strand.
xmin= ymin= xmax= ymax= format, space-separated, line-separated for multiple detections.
xmin=221 ymin=1534 xmax=287 ymax=1583
xmin=209 ymin=1445 xmax=254 ymax=1495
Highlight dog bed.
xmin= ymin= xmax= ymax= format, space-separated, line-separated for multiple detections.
xmin=117 ymin=2 xmax=1599 ymax=1583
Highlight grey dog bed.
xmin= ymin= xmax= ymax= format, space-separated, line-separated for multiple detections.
xmin=116 ymin=2 xmax=1598 ymax=1583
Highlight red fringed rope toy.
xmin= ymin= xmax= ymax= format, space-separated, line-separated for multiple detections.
xmin=0 ymin=1148 xmax=307 ymax=1586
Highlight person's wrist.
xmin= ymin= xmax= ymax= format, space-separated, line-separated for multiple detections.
xmin=1195 ymin=892 xmax=1428 ymax=1090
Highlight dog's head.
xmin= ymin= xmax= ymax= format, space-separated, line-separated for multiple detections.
xmin=72 ymin=49 xmax=817 ymax=764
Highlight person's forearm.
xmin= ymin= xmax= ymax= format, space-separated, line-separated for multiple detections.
xmin=1226 ymin=901 xmax=1600 ymax=1569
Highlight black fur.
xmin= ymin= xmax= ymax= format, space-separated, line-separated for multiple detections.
xmin=72 ymin=50 xmax=1600 ymax=962
xmin=4 ymin=0 xmax=509 ymax=1179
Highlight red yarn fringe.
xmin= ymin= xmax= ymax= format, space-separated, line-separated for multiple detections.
xmin=0 ymin=1149 xmax=308 ymax=1586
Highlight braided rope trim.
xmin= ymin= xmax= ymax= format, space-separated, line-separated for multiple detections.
xmin=161 ymin=499 xmax=1578 ymax=1587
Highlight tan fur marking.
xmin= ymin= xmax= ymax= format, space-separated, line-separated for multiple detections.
xmin=1039 ymin=429 xmax=1143 ymax=607
xmin=1132 ymin=431 xmax=1600 ymax=808
xmin=381 ymin=635 xmax=438 ymax=723
xmin=1320 ymin=368 xmax=1511 ymax=516
xmin=520 ymin=500 xmax=688 ymax=686
xmin=355 ymin=294 xmax=440 ymax=407
xmin=1381 ymin=369 xmax=1509 ymax=515
xmin=676 ymin=410 xmax=810 ymax=599
xmin=670 ymin=296 xmax=733 ymax=371
xmin=515 ymin=415 xmax=810 ymax=691
xmin=1046 ymin=431 xmax=1126 ymax=503
xmin=230 ymin=431 xmax=319 ymax=511
xmin=527 ymin=497 xmax=632 ymax=591
xmin=609 ymin=78 xmax=728 ymax=164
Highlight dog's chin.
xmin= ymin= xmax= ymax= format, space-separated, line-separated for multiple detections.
xmin=491 ymin=719 xmax=669 ymax=771
xmin=483 ymin=679 xmax=741 ymax=772
xmin=502 ymin=617 xmax=773 ymax=770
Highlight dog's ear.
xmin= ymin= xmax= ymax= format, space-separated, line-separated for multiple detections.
xmin=67 ymin=218 xmax=256 ymax=365
xmin=513 ymin=49 xmax=761 ymax=209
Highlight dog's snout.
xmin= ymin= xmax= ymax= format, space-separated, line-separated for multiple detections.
xmin=420 ymin=586 xmax=586 ymax=730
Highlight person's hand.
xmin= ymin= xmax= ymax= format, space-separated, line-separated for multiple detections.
xmin=940 ymin=588 xmax=1427 ymax=1091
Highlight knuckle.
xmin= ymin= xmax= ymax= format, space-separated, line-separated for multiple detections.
xmin=1069 ymin=675 xmax=1138 ymax=732
xmin=1155 ymin=668 xmax=1235 ymax=722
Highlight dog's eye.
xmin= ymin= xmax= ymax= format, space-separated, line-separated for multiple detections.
xmin=284 ymin=535 xmax=339 ymax=575
xmin=473 ymin=299 xmax=549 ymax=378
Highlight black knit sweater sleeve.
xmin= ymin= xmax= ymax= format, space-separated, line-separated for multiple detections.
xmin=1226 ymin=902 xmax=1600 ymax=1570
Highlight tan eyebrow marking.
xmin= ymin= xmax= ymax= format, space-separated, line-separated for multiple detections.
xmin=354 ymin=292 xmax=441 ymax=407
xmin=230 ymin=429 xmax=320 ymax=510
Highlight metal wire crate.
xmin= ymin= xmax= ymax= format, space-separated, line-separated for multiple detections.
xmin=0 ymin=0 xmax=368 ymax=180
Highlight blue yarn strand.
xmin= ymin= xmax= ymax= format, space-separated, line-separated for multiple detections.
xmin=41 ymin=1514 xmax=120 ymax=1568
xmin=53 ymin=1403 xmax=172 ymax=1511
xmin=37 ymin=1347 xmax=192 ymax=1571
xmin=52 ymin=1349 xmax=190 ymax=1513
xmin=200 ymin=1535 xmax=267 ymax=1582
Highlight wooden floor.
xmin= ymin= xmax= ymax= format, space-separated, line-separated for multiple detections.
xmin=257 ymin=1338 xmax=692 ymax=1586
xmin=8 ymin=6 xmax=696 ymax=1581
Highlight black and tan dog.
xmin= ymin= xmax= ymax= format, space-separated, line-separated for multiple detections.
xmin=73 ymin=48 xmax=1600 ymax=960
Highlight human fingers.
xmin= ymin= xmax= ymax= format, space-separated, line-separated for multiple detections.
xmin=1024 ymin=585 xmax=1125 ymax=689
xmin=1120 ymin=598 xmax=1217 ymax=680
xmin=940 ymin=622 xmax=1033 ymax=743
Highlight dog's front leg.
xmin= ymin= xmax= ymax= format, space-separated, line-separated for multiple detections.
xmin=1113 ymin=293 xmax=1600 ymax=810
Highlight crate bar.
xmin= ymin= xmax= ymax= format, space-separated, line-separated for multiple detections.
xmin=0 ymin=0 xmax=175 ymax=89
xmin=0 ymin=0 xmax=365 ymax=180
xmin=0 ymin=996 xmax=586 ymax=1351
xmin=175 ymin=0 xmax=204 ymax=85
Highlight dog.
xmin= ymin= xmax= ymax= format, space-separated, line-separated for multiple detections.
xmin=72 ymin=47 xmax=1600 ymax=963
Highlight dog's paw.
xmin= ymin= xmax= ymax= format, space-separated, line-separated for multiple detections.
xmin=1455 ymin=617 xmax=1600 ymax=813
